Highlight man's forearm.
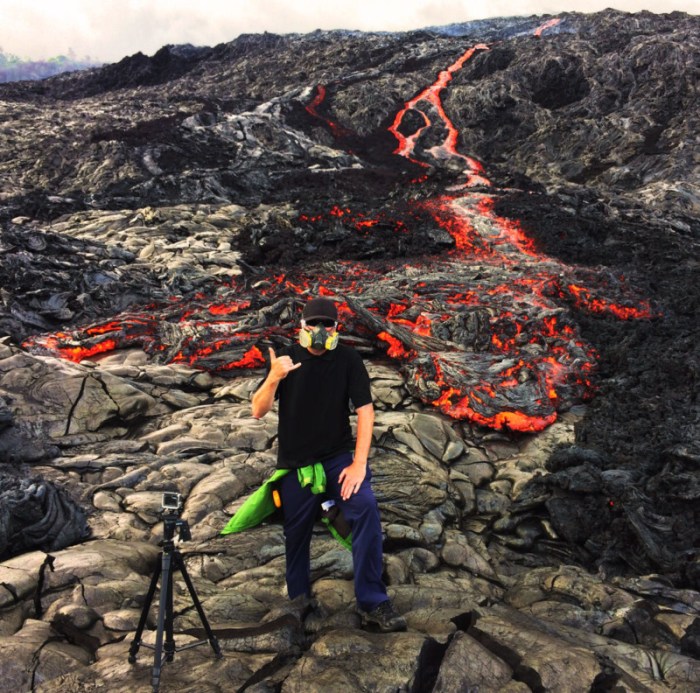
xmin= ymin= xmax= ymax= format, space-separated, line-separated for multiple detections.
xmin=339 ymin=403 xmax=375 ymax=500
xmin=251 ymin=376 xmax=279 ymax=418
xmin=353 ymin=403 xmax=374 ymax=465
xmin=252 ymin=347 xmax=301 ymax=418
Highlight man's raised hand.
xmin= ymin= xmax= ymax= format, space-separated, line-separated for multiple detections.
xmin=269 ymin=347 xmax=301 ymax=381
xmin=251 ymin=347 xmax=299 ymax=419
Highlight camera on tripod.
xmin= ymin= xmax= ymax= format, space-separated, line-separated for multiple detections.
xmin=129 ymin=490 xmax=220 ymax=691
xmin=160 ymin=493 xmax=190 ymax=542
xmin=161 ymin=492 xmax=182 ymax=512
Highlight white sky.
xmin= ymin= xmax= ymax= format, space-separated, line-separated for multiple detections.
xmin=1 ymin=0 xmax=698 ymax=62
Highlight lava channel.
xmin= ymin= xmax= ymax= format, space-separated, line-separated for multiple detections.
xmin=24 ymin=18 xmax=657 ymax=434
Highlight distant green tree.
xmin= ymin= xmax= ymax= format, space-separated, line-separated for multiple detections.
xmin=0 ymin=51 xmax=102 ymax=83
xmin=0 ymin=51 xmax=21 ymax=69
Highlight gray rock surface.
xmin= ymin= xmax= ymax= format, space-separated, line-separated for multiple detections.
xmin=0 ymin=350 xmax=696 ymax=691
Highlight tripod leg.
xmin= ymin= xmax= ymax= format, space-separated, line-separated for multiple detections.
xmin=178 ymin=556 xmax=222 ymax=658
xmin=152 ymin=550 xmax=173 ymax=692
xmin=129 ymin=555 xmax=162 ymax=663
xmin=164 ymin=553 xmax=176 ymax=663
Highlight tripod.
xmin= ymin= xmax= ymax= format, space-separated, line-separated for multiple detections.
xmin=128 ymin=509 xmax=222 ymax=692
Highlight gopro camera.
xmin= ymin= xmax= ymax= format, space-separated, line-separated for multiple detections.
xmin=162 ymin=492 xmax=182 ymax=511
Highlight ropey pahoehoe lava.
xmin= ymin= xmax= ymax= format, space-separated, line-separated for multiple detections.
xmin=22 ymin=19 xmax=657 ymax=434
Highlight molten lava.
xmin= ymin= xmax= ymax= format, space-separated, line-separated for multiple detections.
xmin=23 ymin=17 xmax=656 ymax=434
xmin=305 ymin=84 xmax=351 ymax=138
xmin=388 ymin=44 xmax=491 ymax=188
xmin=534 ymin=18 xmax=562 ymax=37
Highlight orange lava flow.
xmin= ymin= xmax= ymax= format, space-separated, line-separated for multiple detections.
xmin=388 ymin=44 xmax=491 ymax=187
xmin=430 ymin=361 xmax=558 ymax=433
xmin=43 ymin=337 xmax=119 ymax=363
xmin=534 ymin=18 xmax=562 ymax=37
xmin=305 ymin=84 xmax=351 ymax=137
xmin=377 ymin=332 xmax=412 ymax=359
xmin=222 ymin=345 xmax=265 ymax=370
xmin=22 ymin=21 xmax=658 ymax=436
xmin=567 ymin=284 xmax=655 ymax=319
xmin=208 ymin=301 xmax=251 ymax=316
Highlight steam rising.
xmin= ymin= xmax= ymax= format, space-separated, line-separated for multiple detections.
xmin=2 ymin=0 xmax=698 ymax=63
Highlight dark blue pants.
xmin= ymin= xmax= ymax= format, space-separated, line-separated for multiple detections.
xmin=279 ymin=451 xmax=388 ymax=611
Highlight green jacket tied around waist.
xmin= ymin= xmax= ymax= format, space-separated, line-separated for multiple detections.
xmin=220 ymin=463 xmax=352 ymax=550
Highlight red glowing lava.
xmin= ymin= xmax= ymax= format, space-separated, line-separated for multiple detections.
xmin=23 ymin=18 xmax=657 ymax=434
xmin=305 ymin=84 xmax=351 ymax=137
xmin=534 ymin=18 xmax=562 ymax=37
xmin=388 ymin=44 xmax=491 ymax=188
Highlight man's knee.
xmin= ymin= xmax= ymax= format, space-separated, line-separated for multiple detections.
xmin=343 ymin=490 xmax=380 ymax=523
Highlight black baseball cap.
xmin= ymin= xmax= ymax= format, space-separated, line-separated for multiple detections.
xmin=302 ymin=297 xmax=338 ymax=323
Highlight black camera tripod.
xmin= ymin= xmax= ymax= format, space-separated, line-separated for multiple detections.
xmin=128 ymin=509 xmax=222 ymax=692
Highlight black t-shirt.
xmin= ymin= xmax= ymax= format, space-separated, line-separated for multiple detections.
xmin=263 ymin=343 xmax=373 ymax=468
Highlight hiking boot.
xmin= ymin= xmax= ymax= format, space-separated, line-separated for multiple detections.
xmin=360 ymin=600 xmax=407 ymax=632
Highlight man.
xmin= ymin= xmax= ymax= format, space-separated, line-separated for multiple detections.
xmin=251 ymin=296 xmax=406 ymax=632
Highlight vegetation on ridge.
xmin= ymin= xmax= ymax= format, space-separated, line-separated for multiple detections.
xmin=0 ymin=49 xmax=101 ymax=83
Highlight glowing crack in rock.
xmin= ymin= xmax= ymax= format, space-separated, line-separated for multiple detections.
xmin=24 ymin=18 xmax=656 ymax=433
xmin=534 ymin=18 xmax=563 ymax=37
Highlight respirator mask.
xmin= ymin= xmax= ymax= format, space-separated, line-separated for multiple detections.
xmin=299 ymin=318 xmax=339 ymax=351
